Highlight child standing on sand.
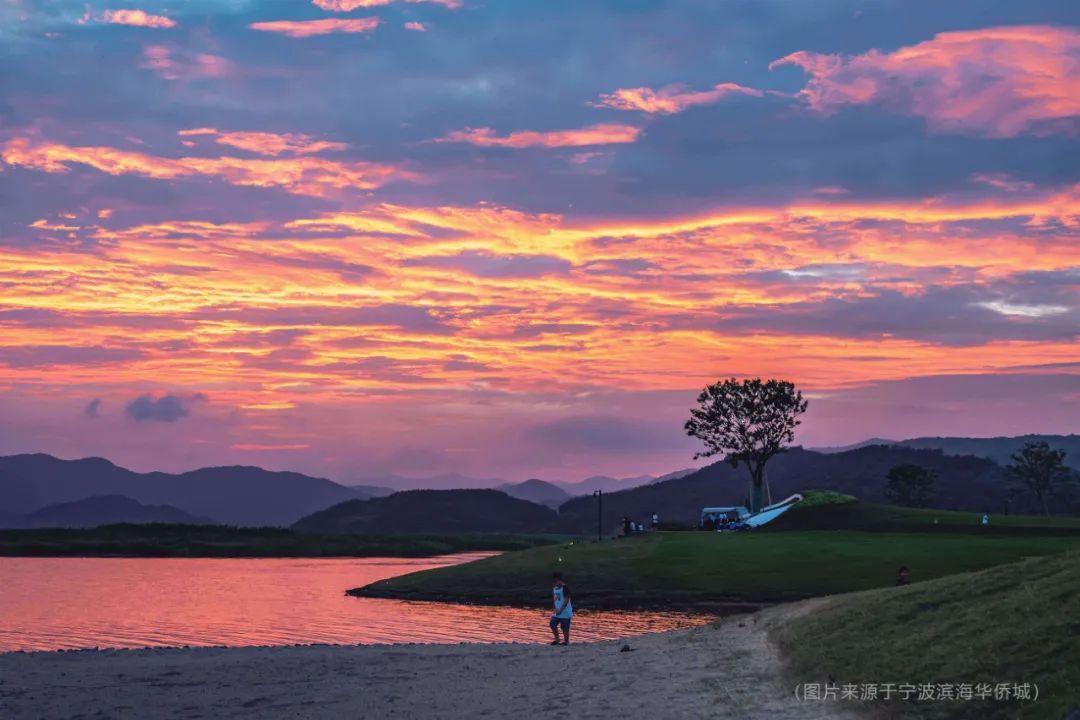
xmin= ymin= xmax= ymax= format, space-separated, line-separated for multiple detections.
xmin=549 ymin=572 xmax=573 ymax=645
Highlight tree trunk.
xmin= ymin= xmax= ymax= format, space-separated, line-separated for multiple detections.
xmin=749 ymin=466 xmax=765 ymax=514
xmin=1039 ymin=491 xmax=1049 ymax=517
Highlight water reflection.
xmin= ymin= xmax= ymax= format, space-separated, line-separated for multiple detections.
xmin=0 ymin=555 xmax=709 ymax=652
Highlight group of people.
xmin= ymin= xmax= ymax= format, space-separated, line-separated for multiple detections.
xmin=621 ymin=513 xmax=660 ymax=536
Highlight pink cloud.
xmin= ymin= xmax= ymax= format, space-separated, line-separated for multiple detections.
xmin=591 ymin=82 xmax=762 ymax=115
xmin=435 ymin=123 xmax=642 ymax=148
xmin=404 ymin=21 xmax=428 ymax=32
xmin=312 ymin=0 xmax=461 ymax=9
xmin=84 ymin=8 xmax=176 ymax=28
xmin=249 ymin=17 xmax=380 ymax=37
xmin=770 ymin=25 xmax=1080 ymax=138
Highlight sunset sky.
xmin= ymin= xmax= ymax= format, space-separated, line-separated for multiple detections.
xmin=1 ymin=0 xmax=1078 ymax=484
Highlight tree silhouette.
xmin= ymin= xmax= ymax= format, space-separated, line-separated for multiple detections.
xmin=685 ymin=378 xmax=808 ymax=513
xmin=1005 ymin=441 xmax=1073 ymax=516
xmin=883 ymin=464 xmax=936 ymax=507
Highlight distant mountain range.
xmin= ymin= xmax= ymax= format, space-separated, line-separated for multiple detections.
xmin=813 ymin=435 xmax=1080 ymax=469
xmin=0 ymin=454 xmax=373 ymax=527
xmin=6 ymin=495 xmax=217 ymax=529
xmin=296 ymin=441 xmax=1078 ymax=536
xmin=4 ymin=435 xmax=1076 ymax=532
xmin=293 ymin=489 xmax=557 ymax=535
xmin=356 ymin=469 xmax=697 ymax=497
xmin=494 ymin=472 xmax=700 ymax=507
xmin=345 ymin=473 xmax=507 ymax=491
xmin=498 ymin=479 xmax=572 ymax=508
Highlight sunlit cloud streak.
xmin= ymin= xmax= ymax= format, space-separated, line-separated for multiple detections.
xmin=2 ymin=137 xmax=414 ymax=196
xmin=771 ymin=25 xmax=1080 ymax=137
xmin=434 ymin=123 xmax=642 ymax=148
xmin=312 ymin=0 xmax=462 ymax=10
xmin=591 ymin=82 xmax=763 ymax=114
xmin=249 ymin=18 xmax=380 ymax=37
xmin=83 ymin=9 xmax=177 ymax=28
xmin=178 ymin=129 xmax=347 ymax=156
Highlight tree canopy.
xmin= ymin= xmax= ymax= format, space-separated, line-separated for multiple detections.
xmin=685 ymin=378 xmax=808 ymax=512
xmin=1005 ymin=441 xmax=1074 ymax=516
xmin=883 ymin=463 xmax=936 ymax=508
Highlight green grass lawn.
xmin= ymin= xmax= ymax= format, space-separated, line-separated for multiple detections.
xmin=0 ymin=524 xmax=560 ymax=557
xmin=353 ymin=528 xmax=1080 ymax=608
xmin=774 ymin=550 xmax=1080 ymax=720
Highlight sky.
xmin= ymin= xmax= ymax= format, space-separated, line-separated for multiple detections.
xmin=1 ymin=0 xmax=1078 ymax=484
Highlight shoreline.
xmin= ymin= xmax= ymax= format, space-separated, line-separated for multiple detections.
xmin=0 ymin=601 xmax=857 ymax=720
xmin=347 ymin=584 xmax=780 ymax=613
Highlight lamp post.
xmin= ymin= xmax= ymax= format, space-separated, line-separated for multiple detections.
xmin=593 ymin=489 xmax=602 ymax=543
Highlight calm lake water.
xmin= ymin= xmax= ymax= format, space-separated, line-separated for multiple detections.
xmin=0 ymin=555 xmax=709 ymax=652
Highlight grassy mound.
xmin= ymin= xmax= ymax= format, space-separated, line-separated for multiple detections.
xmin=353 ymin=528 xmax=1080 ymax=608
xmin=792 ymin=489 xmax=857 ymax=508
xmin=775 ymin=551 xmax=1080 ymax=720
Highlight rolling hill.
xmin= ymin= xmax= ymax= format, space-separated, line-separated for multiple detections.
xmin=0 ymin=454 xmax=370 ymax=527
xmin=895 ymin=434 xmax=1080 ymax=468
xmin=553 ymin=445 xmax=1052 ymax=534
xmin=15 ymin=495 xmax=217 ymax=529
xmin=292 ymin=489 xmax=558 ymax=535
xmin=816 ymin=434 xmax=1080 ymax=469
xmin=498 ymin=479 xmax=572 ymax=508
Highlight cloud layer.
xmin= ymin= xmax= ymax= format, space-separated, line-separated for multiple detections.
xmin=771 ymin=25 xmax=1080 ymax=137
xmin=0 ymin=1 xmax=1077 ymax=481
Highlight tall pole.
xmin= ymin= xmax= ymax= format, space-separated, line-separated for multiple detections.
xmin=594 ymin=489 xmax=602 ymax=543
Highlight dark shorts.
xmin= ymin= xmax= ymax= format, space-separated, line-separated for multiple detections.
xmin=549 ymin=616 xmax=571 ymax=634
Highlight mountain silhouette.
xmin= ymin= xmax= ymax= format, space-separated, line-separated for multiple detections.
xmin=498 ymin=479 xmax=572 ymax=508
xmin=15 ymin=495 xmax=217 ymax=529
xmin=293 ymin=489 xmax=558 ymax=534
xmin=0 ymin=454 xmax=369 ymax=526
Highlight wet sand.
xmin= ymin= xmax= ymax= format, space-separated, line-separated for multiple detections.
xmin=0 ymin=601 xmax=856 ymax=720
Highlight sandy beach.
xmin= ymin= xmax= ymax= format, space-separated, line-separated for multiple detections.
xmin=0 ymin=601 xmax=856 ymax=720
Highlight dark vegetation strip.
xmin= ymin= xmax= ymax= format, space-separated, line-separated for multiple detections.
xmin=0 ymin=524 xmax=561 ymax=557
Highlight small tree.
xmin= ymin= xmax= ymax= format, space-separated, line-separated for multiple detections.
xmin=685 ymin=378 xmax=808 ymax=513
xmin=1006 ymin=441 xmax=1073 ymax=516
xmin=883 ymin=464 xmax=936 ymax=507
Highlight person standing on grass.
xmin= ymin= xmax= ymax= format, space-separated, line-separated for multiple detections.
xmin=549 ymin=572 xmax=573 ymax=645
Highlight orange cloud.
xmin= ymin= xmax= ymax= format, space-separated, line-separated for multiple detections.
xmin=178 ymin=129 xmax=347 ymax=156
xmin=1 ymin=137 xmax=413 ymax=197
xmin=435 ymin=123 xmax=642 ymax=148
xmin=249 ymin=18 xmax=380 ymax=37
xmin=591 ymin=82 xmax=762 ymax=114
xmin=84 ymin=8 xmax=176 ymax=28
xmin=312 ymin=0 xmax=461 ymax=9
xmin=770 ymin=25 xmax=1080 ymax=137
xmin=2 ymin=188 xmax=1078 ymax=419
